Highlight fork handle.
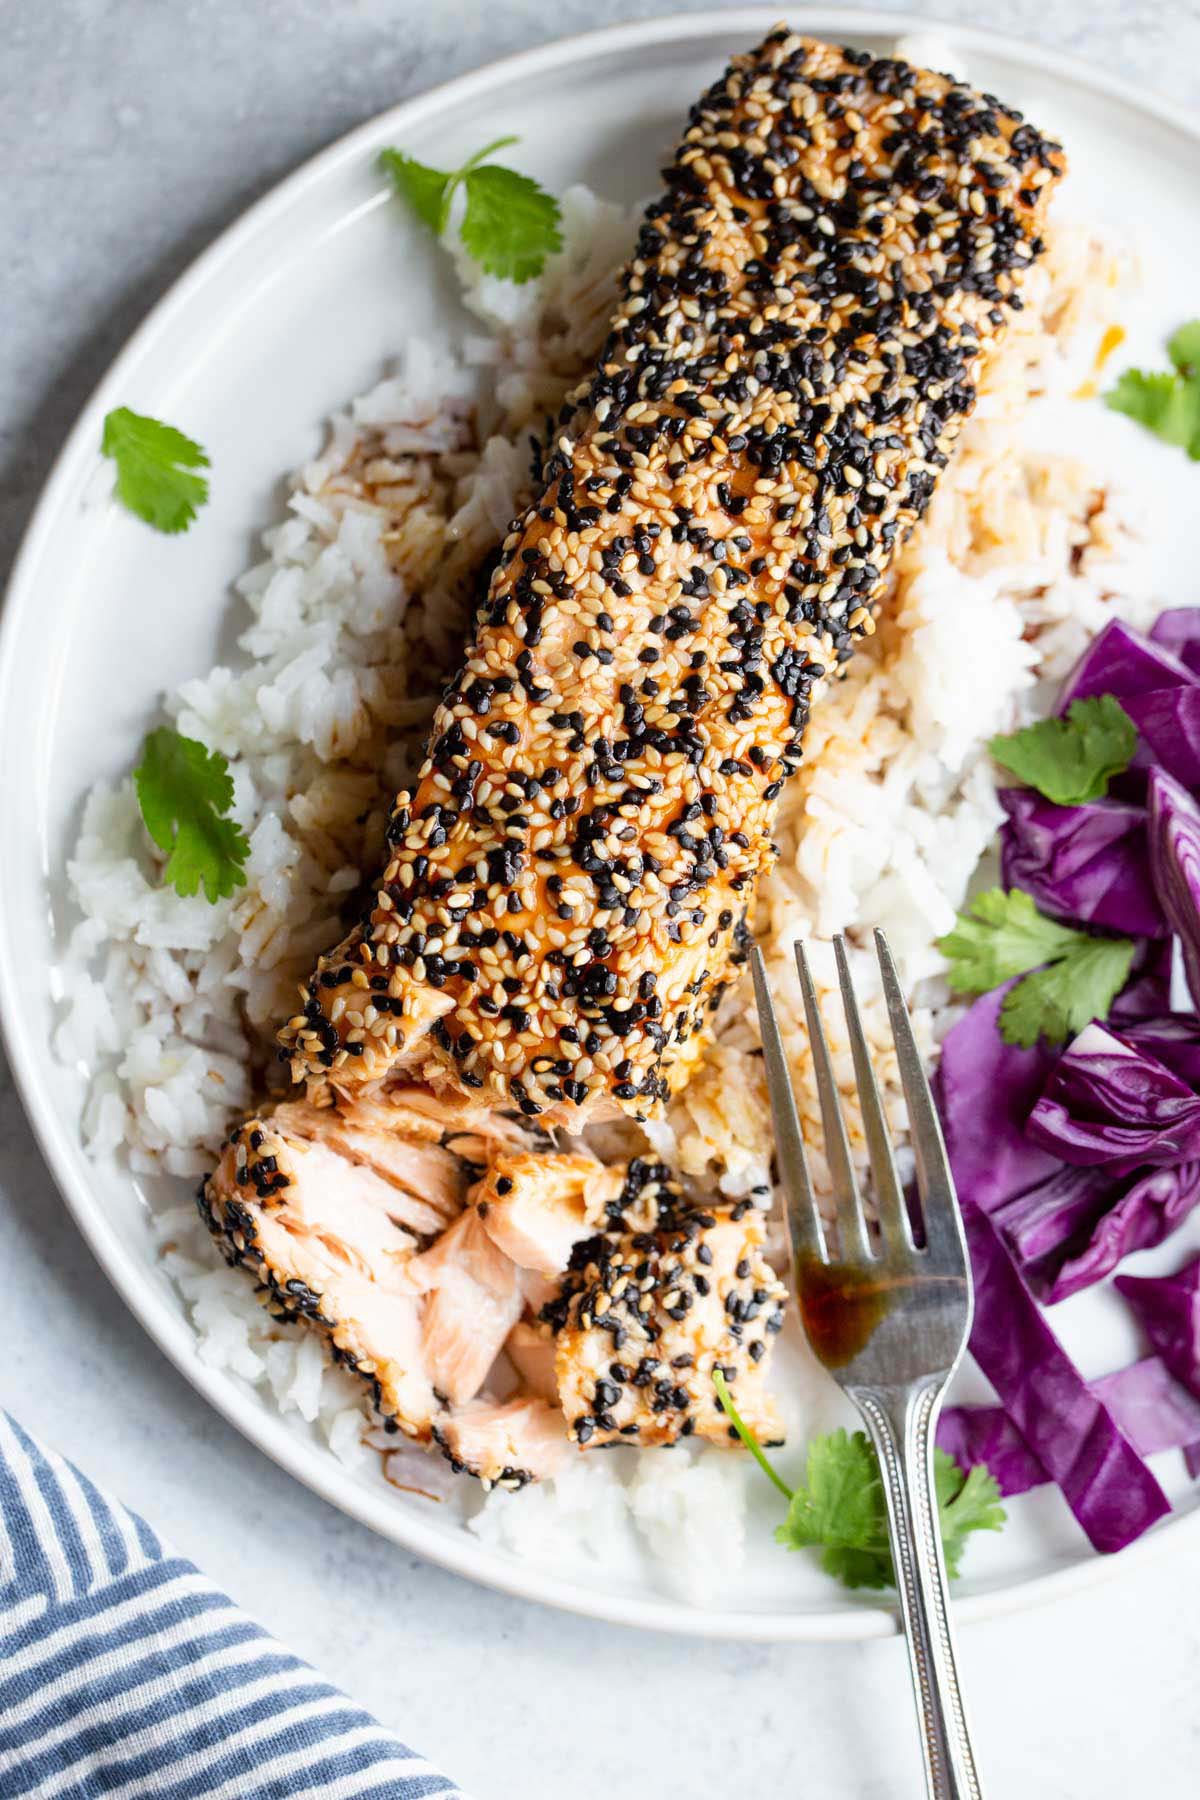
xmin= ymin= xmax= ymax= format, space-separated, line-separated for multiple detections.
xmin=854 ymin=1382 xmax=984 ymax=1800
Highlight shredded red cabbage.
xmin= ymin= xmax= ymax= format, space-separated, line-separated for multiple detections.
xmin=931 ymin=610 xmax=1200 ymax=1549
xmin=952 ymin=1192 xmax=1171 ymax=1548
xmin=938 ymin=1357 xmax=1200 ymax=1497
xmin=935 ymin=1008 xmax=1172 ymax=1549
xmin=1151 ymin=608 xmax=1200 ymax=676
xmin=999 ymin=789 xmax=1164 ymax=936
xmin=1043 ymin=1166 xmax=1200 ymax=1303
xmin=1027 ymin=1022 xmax=1200 ymax=1176
xmin=1057 ymin=617 xmax=1200 ymax=711
xmin=1148 ymin=767 xmax=1200 ymax=1006
xmin=1115 ymin=1255 xmax=1200 ymax=1400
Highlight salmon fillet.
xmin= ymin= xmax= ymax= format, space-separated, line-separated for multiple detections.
xmin=202 ymin=1092 xmax=543 ymax=1447
xmin=200 ymin=1093 xmax=784 ymax=1476
xmin=279 ymin=29 xmax=1064 ymax=1127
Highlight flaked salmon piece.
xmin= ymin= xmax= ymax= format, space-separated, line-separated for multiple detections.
xmin=204 ymin=1120 xmax=439 ymax=1437
xmin=475 ymin=1150 xmax=625 ymax=1277
xmin=406 ymin=1209 xmax=527 ymax=1405
xmin=279 ymin=32 xmax=1064 ymax=1128
xmin=268 ymin=1098 xmax=467 ymax=1237
xmin=434 ymin=1395 xmax=573 ymax=1489
xmin=546 ymin=1166 xmax=787 ymax=1450
xmin=202 ymin=1111 xmax=596 ymax=1465
xmin=504 ymin=1321 xmax=559 ymax=1405
xmin=335 ymin=1082 xmax=536 ymax=1161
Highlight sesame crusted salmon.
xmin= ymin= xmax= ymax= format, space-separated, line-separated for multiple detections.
xmin=201 ymin=1092 xmax=783 ymax=1474
xmin=205 ymin=1117 xmax=443 ymax=1437
xmin=202 ymin=1090 xmax=549 ymax=1443
xmin=542 ymin=1160 xmax=787 ymax=1449
xmin=278 ymin=29 xmax=1064 ymax=1129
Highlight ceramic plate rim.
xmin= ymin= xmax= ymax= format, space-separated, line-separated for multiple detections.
xmin=3 ymin=6 xmax=1199 ymax=1642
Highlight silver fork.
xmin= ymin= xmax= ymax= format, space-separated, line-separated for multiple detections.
xmin=751 ymin=929 xmax=981 ymax=1800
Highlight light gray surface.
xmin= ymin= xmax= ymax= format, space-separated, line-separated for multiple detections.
xmin=4 ymin=4 xmax=1200 ymax=1796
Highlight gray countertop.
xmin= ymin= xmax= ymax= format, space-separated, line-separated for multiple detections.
xmin=4 ymin=5 xmax=1200 ymax=1797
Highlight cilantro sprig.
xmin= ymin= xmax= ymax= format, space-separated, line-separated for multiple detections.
xmin=780 ymin=1430 xmax=1005 ymax=1588
xmin=1104 ymin=321 xmax=1200 ymax=460
xmin=937 ymin=887 xmax=1136 ymax=1048
xmin=134 ymin=728 xmax=249 ymax=903
xmin=713 ymin=1373 xmax=1004 ymax=1589
xmin=989 ymin=694 xmax=1137 ymax=806
xmin=101 ymin=408 xmax=210 ymax=534
xmin=380 ymin=135 xmax=562 ymax=283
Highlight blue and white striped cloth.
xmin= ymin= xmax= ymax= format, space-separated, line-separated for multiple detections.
xmin=0 ymin=1413 xmax=467 ymax=1798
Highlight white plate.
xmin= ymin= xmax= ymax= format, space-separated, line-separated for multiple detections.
xmin=4 ymin=8 xmax=1200 ymax=1641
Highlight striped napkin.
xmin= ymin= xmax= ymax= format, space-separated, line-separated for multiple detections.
xmin=0 ymin=1412 xmax=467 ymax=1798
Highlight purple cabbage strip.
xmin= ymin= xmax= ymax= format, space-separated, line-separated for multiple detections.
xmin=1027 ymin=1022 xmax=1200 ymax=1177
xmin=1121 ymin=1014 xmax=1200 ymax=1086
xmin=1147 ymin=766 xmax=1200 ymax=1007
xmin=1151 ymin=607 xmax=1200 ymax=676
xmin=999 ymin=788 xmax=1164 ymax=937
xmin=989 ymin=1153 xmax=1200 ymax=1306
xmin=935 ymin=986 xmax=1060 ymax=1214
xmin=1123 ymin=687 xmax=1200 ymax=790
xmin=1115 ymin=1255 xmax=1200 ymax=1400
xmin=1045 ymin=1164 xmax=1200 ymax=1303
xmin=991 ymin=1163 xmax=1120 ymax=1290
xmin=953 ymin=1196 xmax=1171 ymax=1547
xmin=937 ymin=1401 xmax=1048 ymax=1497
xmin=1097 ymin=1356 xmax=1200 ymax=1459
xmin=939 ymin=1357 xmax=1200 ymax=1497
xmin=1057 ymin=617 xmax=1200 ymax=711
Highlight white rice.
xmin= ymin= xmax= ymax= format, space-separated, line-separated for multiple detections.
xmin=55 ymin=128 xmax=1160 ymax=1597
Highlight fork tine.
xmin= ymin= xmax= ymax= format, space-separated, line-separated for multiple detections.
xmin=874 ymin=929 xmax=967 ymax=1269
xmin=794 ymin=942 xmax=872 ymax=1262
xmin=750 ymin=947 xmax=826 ymax=1266
xmin=833 ymin=935 xmax=912 ymax=1252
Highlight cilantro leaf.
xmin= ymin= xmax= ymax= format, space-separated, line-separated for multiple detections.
xmin=937 ymin=1457 xmax=1009 ymax=1579
xmin=1105 ymin=369 xmax=1200 ymax=456
xmin=713 ymin=1382 xmax=1005 ymax=1591
xmin=989 ymin=694 xmax=1136 ymax=805
xmin=774 ymin=1429 xmax=1005 ymax=1589
xmin=1169 ymin=320 xmax=1200 ymax=378
xmin=378 ymin=149 xmax=452 ymax=233
xmin=1104 ymin=322 xmax=1200 ymax=460
xmin=101 ymin=408 xmax=210 ymax=534
xmin=460 ymin=164 xmax=563 ymax=282
xmin=937 ymin=888 xmax=1082 ymax=992
xmin=134 ymin=728 xmax=249 ymax=903
xmin=778 ymin=1429 xmax=883 ymax=1566
xmin=938 ymin=888 xmax=1136 ymax=1047
xmin=380 ymin=133 xmax=561 ymax=283
xmin=998 ymin=936 xmax=1137 ymax=1048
